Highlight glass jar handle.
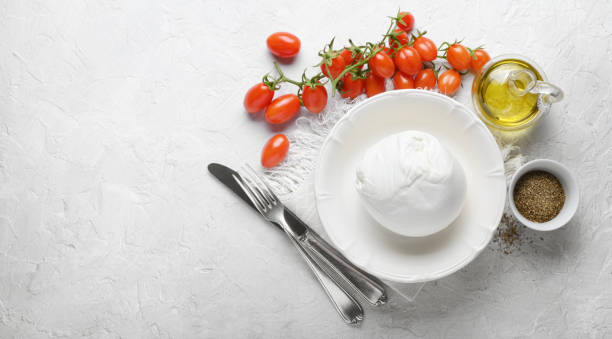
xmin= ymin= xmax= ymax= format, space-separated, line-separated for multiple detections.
xmin=508 ymin=69 xmax=564 ymax=104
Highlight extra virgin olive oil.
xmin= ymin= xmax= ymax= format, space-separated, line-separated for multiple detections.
xmin=474 ymin=59 xmax=542 ymax=128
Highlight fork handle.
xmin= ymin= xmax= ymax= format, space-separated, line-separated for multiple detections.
xmin=286 ymin=234 xmax=363 ymax=324
xmin=301 ymin=230 xmax=388 ymax=306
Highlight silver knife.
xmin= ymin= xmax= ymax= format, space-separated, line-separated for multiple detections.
xmin=208 ymin=163 xmax=387 ymax=306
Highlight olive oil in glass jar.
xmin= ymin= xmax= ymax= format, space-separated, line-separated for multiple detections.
xmin=472 ymin=55 xmax=563 ymax=131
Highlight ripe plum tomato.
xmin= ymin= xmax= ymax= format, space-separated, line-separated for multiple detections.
xmin=397 ymin=11 xmax=415 ymax=32
xmin=261 ymin=134 xmax=290 ymax=168
xmin=438 ymin=70 xmax=461 ymax=95
xmin=414 ymin=69 xmax=436 ymax=90
xmin=339 ymin=73 xmax=365 ymax=99
xmin=470 ymin=49 xmax=491 ymax=73
xmin=379 ymin=45 xmax=393 ymax=58
xmin=368 ymin=52 xmax=395 ymax=78
xmin=389 ymin=28 xmax=410 ymax=49
xmin=393 ymin=71 xmax=415 ymax=89
xmin=302 ymin=84 xmax=328 ymax=114
xmin=375 ymin=44 xmax=395 ymax=58
xmin=265 ymin=94 xmax=300 ymax=124
xmin=266 ymin=32 xmax=301 ymax=58
xmin=447 ymin=44 xmax=471 ymax=71
xmin=383 ymin=47 xmax=393 ymax=57
xmin=365 ymin=73 xmax=386 ymax=97
xmin=394 ymin=46 xmax=422 ymax=75
xmin=340 ymin=49 xmax=355 ymax=64
xmin=320 ymin=54 xmax=346 ymax=79
xmin=244 ymin=83 xmax=274 ymax=113
xmin=340 ymin=49 xmax=363 ymax=68
xmin=413 ymin=36 xmax=437 ymax=62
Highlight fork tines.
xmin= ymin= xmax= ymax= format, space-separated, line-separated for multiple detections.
xmin=234 ymin=164 xmax=278 ymax=214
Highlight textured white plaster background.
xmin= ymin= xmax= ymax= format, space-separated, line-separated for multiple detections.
xmin=1 ymin=0 xmax=611 ymax=338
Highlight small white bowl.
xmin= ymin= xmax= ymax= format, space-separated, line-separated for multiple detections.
xmin=508 ymin=159 xmax=579 ymax=231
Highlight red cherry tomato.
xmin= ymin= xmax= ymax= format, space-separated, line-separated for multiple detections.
xmin=438 ymin=69 xmax=461 ymax=95
xmin=375 ymin=44 xmax=395 ymax=58
xmin=397 ymin=11 xmax=415 ymax=32
xmin=261 ymin=134 xmax=290 ymax=168
xmin=340 ymin=73 xmax=365 ymax=99
xmin=394 ymin=46 xmax=422 ymax=76
xmin=320 ymin=54 xmax=346 ymax=79
xmin=340 ymin=49 xmax=355 ymax=64
xmin=378 ymin=45 xmax=393 ymax=58
xmin=447 ymin=44 xmax=471 ymax=71
xmin=414 ymin=69 xmax=436 ymax=90
xmin=243 ymin=83 xmax=274 ymax=114
xmin=340 ymin=49 xmax=363 ymax=66
xmin=470 ymin=49 xmax=491 ymax=73
xmin=383 ymin=47 xmax=393 ymax=58
xmin=265 ymin=94 xmax=300 ymax=124
xmin=393 ymin=71 xmax=415 ymax=89
xmin=389 ymin=28 xmax=410 ymax=49
xmin=266 ymin=32 xmax=301 ymax=58
xmin=413 ymin=37 xmax=437 ymax=62
xmin=302 ymin=84 xmax=328 ymax=114
xmin=368 ymin=52 xmax=395 ymax=78
xmin=365 ymin=73 xmax=386 ymax=97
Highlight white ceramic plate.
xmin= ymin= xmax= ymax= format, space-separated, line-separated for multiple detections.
xmin=314 ymin=90 xmax=506 ymax=283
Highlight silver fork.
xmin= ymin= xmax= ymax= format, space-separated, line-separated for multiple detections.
xmin=235 ymin=166 xmax=364 ymax=324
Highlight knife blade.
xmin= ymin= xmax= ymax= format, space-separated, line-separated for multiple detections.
xmin=208 ymin=163 xmax=257 ymax=210
xmin=207 ymin=162 xmax=388 ymax=306
xmin=208 ymin=163 xmax=307 ymax=235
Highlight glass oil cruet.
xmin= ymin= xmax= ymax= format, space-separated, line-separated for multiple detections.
xmin=471 ymin=54 xmax=564 ymax=131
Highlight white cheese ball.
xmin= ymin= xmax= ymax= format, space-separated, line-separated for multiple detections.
xmin=355 ymin=131 xmax=467 ymax=237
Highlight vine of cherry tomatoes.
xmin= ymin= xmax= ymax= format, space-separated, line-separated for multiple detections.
xmin=245 ymin=11 xmax=492 ymax=168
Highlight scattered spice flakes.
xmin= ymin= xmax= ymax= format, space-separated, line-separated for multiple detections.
xmin=513 ymin=170 xmax=565 ymax=223
xmin=491 ymin=213 xmax=542 ymax=254
xmin=493 ymin=213 xmax=522 ymax=254
xmin=500 ymin=217 xmax=519 ymax=247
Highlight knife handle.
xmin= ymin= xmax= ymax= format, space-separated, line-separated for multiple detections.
xmin=286 ymin=232 xmax=364 ymax=324
xmin=301 ymin=230 xmax=388 ymax=306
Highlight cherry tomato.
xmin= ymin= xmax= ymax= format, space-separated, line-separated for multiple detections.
xmin=394 ymin=46 xmax=422 ymax=76
xmin=447 ymin=44 xmax=471 ymax=71
xmin=339 ymin=73 xmax=364 ymax=99
xmin=414 ymin=69 xmax=436 ymax=90
xmin=368 ymin=52 xmax=395 ymax=78
xmin=470 ymin=49 xmax=491 ymax=73
xmin=302 ymin=84 xmax=328 ymax=114
xmin=389 ymin=28 xmax=410 ymax=49
xmin=341 ymin=49 xmax=354 ymax=64
xmin=320 ymin=54 xmax=346 ymax=79
xmin=413 ymin=36 xmax=437 ymax=62
xmin=375 ymin=44 xmax=395 ymax=59
xmin=243 ymin=83 xmax=274 ymax=114
xmin=340 ymin=49 xmax=364 ymax=71
xmin=266 ymin=32 xmax=301 ymax=58
xmin=393 ymin=71 xmax=415 ymax=89
xmin=365 ymin=72 xmax=386 ymax=97
xmin=265 ymin=94 xmax=300 ymax=124
xmin=397 ymin=11 xmax=415 ymax=32
xmin=383 ymin=47 xmax=393 ymax=58
xmin=438 ymin=69 xmax=461 ymax=95
xmin=340 ymin=49 xmax=362 ymax=66
xmin=261 ymin=134 xmax=289 ymax=168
